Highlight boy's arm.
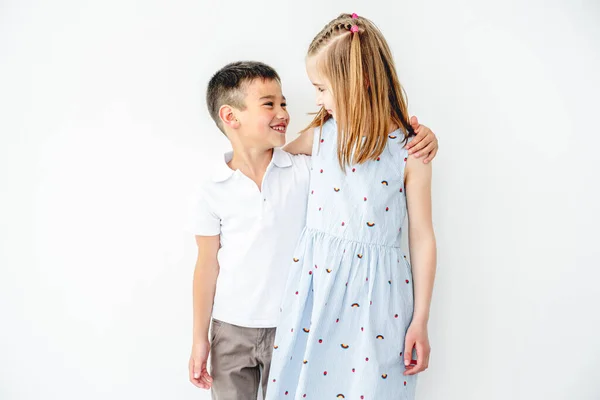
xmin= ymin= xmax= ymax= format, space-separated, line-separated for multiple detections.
xmin=189 ymin=234 xmax=220 ymax=389
xmin=192 ymin=234 xmax=220 ymax=342
xmin=407 ymin=116 xmax=439 ymax=164
xmin=283 ymin=128 xmax=314 ymax=155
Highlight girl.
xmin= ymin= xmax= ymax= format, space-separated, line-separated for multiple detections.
xmin=266 ymin=13 xmax=437 ymax=399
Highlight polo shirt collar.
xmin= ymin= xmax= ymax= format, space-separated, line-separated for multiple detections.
xmin=212 ymin=148 xmax=292 ymax=183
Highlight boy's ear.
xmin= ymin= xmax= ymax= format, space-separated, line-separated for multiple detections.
xmin=219 ymin=105 xmax=240 ymax=129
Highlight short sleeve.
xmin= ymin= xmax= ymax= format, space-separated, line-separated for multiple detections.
xmin=189 ymin=189 xmax=221 ymax=236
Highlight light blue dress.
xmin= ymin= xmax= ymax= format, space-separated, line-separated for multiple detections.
xmin=266 ymin=118 xmax=417 ymax=399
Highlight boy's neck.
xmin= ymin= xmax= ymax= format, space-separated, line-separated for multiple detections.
xmin=228 ymin=145 xmax=274 ymax=189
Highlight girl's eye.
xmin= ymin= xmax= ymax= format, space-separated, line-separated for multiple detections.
xmin=318 ymin=88 xmax=325 ymax=92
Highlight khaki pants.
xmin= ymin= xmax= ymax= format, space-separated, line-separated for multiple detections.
xmin=210 ymin=319 xmax=276 ymax=400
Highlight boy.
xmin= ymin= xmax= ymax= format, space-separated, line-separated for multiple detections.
xmin=189 ymin=61 xmax=438 ymax=399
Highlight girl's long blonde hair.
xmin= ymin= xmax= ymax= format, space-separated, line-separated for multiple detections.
xmin=306 ymin=13 xmax=414 ymax=167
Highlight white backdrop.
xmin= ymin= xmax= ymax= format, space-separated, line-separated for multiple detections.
xmin=1 ymin=0 xmax=599 ymax=399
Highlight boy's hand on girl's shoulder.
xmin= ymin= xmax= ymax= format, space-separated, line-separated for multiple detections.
xmin=405 ymin=116 xmax=439 ymax=164
xmin=189 ymin=340 xmax=213 ymax=389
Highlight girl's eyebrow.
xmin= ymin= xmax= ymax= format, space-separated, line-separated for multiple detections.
xmin=311 ymin=82 xmax=323 ymax=86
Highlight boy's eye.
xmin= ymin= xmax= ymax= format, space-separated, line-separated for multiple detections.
xmin=264 ymin=102 xmax=274 ymax=107
xmin=281 ymin=103 xmax=287 ymax=108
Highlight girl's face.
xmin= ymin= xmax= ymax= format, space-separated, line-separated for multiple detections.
xmin=306 ymin=55 xmax=336 ymax=119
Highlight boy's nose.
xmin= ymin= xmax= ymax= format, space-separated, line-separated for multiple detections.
xmin=276 ymin=110 xmax=289 ymax=121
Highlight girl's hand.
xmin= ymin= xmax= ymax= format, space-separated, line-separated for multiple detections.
xmin=403 ymin=321 xmax=431 ymax=376
xmin=405 ymin=116 xmax=439 ymax=164
xmin=189 ymin=340 xmax=213 ymax=389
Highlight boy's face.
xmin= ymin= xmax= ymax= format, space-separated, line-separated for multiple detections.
xmin=306 ymin=55 xmax=336 ymax=119
xmin=234 ymin=78 xmax=289 ymax=149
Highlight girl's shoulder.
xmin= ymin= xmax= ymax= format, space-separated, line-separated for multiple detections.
xmin=322 ymin=117 xmax=336 ymax=132
xmin=312 ymin=117 xmax=336 ymax=135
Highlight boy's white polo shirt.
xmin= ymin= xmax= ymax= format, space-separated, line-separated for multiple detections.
xmin=192 ymin=148 xmax=311 ymax=328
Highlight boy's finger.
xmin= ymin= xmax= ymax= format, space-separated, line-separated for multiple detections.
xmin=193 ymin=361 xmax=203 ymax=379
xmin=189 ymin=373 xmax=206 ymax=389
xmin=405 ymin=128 xmax=423 ymax=149
xmin=419 ymin=143 xmax=435 ymax=162
xmin=410 ymin=115 xmax=420 ymax=129
xmin=202 ymin=369 xmax=213 ymax=382
xmin=405 ymin=133 xmax=423 ymax=150
xmin=408 ymin=135 xmax=432 ymax=155
xmin=423 ymin=147 xmax=437 ymax=164
xmin=200 ymin=375 xmax=212 ymax=388
xmin=201 ymin=363 xmax=213 ymax=386
xmin=189 ymin=359 xmax=200 ymax=384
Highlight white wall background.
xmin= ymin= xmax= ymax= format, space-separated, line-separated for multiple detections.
xmin=1 ymin=0 xmax=599 ymax=399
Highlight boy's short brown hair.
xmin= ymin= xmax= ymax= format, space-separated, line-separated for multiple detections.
xmin=206 ymin=61 xmax=281 ymax=134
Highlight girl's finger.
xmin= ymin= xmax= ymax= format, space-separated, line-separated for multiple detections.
xmin=404 ymin=344 xmax=425 ymax=375
xmin=414 ymin=342 xmax=429 ymax=373
xmin=404 ymin=340 xmax=415 ymax=366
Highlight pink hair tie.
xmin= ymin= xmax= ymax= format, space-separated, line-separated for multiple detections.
xmin=351 ymin=13 xmax=359 ymax=19
xmin=350 ymin=25 xmax=359 ymax=33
